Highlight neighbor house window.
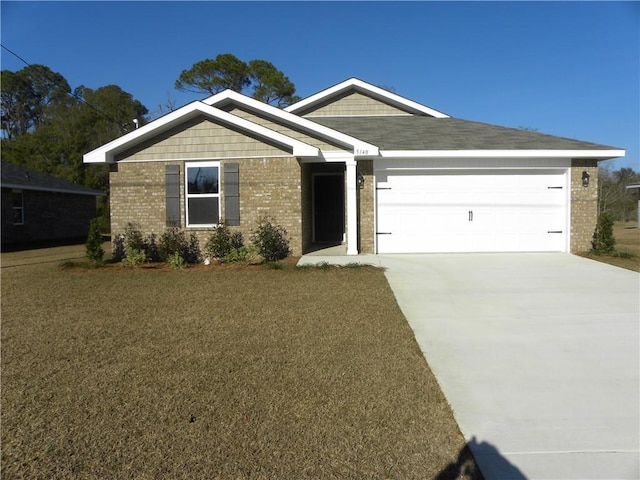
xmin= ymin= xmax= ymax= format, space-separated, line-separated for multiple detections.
xmin=12 ymin=189 xmax=24 ymax=225
xmin=185 ymin=161 xmax=220 ymax=226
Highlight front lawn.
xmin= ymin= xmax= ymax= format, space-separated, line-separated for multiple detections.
xmin=580 ymin=221 xmax=640 ymax=272
xmin=1 ymin=261 xmax=481 ymax=479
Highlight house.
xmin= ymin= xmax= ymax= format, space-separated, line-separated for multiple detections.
xmin=83 ymin=78 xmax=625 ymax=255
xmin=1 ymin=162 xmax=105 ymax=247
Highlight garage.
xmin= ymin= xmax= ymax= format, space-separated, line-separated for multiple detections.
xmin=376 ymin=166 xmax=568 ymax=253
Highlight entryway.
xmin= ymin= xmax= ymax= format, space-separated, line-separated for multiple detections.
xmin=313 ymin=173 xmax=344 ymax=244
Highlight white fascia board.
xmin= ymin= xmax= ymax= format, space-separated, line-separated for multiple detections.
xmin=83 ymin=102 xmax=319 ymax=163
xmin=285 ymin=78 xmax=449 ymax=118
xmin=380 ymin=149 xmax=626 ymax=159
xmin=203 ymin=90 xmax=379 ymax=157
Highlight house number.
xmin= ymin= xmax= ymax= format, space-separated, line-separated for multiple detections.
xmin=355 ymin=149 xmax=369 ymax=155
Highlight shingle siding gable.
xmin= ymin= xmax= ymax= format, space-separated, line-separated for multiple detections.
xmin=115 ymin=115 xmax=290 ymax=162
xmin=298 ymin=91 xmax=413 ymax=117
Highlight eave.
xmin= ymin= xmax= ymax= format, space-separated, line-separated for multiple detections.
xmin=379 ymin=149 xmax=626 ymax=160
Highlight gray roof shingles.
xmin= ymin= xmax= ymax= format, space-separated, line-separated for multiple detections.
xmin=311 ymin=116 xmax=621 ymax=151
xmin=1 ymin=162 xmax=104 ymax=196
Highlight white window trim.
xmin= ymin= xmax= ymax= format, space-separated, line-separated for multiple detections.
xmin=12 ymin=189 xmax=24 ymax=225
xmin=185 ymin=161 xmax=221 ymax=227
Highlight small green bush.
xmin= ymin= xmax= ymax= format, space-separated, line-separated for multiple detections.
xmin=145 ymin=233 xmax=162 ymax=262
xmin=112 ymin=234 xmax=125 ymax=262
xmin=230 ymin=231 xmax=244 ymax=250
xmin=591 ymin=212 xmax=616 ymax=254
xmin=85 ymin=218 xmax=104 ymax=265
xmin=185 ymin=233 xmax=202 ymax=264
xmin=121 ymin=247 xmax=146 ymax=268
xmin=167 ymin=251 xmax=187 ymax=269
xmin=124 ymin=223 xmax=146 ymax=252
xmin=223 ymin=245 xmax=260 ymax=264
xmin=205 ymin=224 xmax=233 ymax=259
xmin=158 ymin=228 xmax=187 ymax=262
xmin=250 ymin=217 xmax=291 ymax=262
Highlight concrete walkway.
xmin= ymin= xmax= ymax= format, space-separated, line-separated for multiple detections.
xmin=298 ymin=252 xmax=640 ymax=479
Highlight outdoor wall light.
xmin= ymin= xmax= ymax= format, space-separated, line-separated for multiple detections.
xmin=357 ymin=172 xmax=365 ymax=189
xmin=582 ymin=171 xmax=590 ymax=187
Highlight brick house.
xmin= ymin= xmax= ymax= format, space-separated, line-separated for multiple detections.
xmin=1 ymin=162 xmax=105 ymax=246
xmin=84 ymin=78 xmax=625 ymax=255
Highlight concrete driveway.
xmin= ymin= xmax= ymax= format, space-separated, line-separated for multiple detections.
xmin=378 ymin=253 xmax=639 ymax=480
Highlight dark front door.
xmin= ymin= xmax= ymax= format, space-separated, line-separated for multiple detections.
xmin=313 ymin=174 xmax=344 ymax=242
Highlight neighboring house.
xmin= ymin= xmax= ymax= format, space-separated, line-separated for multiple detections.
xmin=1 ymin=162 xmax=105 ymax=246
xmin=84 ymin=78 xmax=625 ymax=255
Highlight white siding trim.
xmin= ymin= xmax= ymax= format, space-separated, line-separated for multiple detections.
xmin=381 ymin=150 xmax=625 ymax=159
xmin=285 ymin=78 xmax=450 ymax=118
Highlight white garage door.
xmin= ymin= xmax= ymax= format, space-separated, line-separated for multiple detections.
xmin=376 ymin=169 xmax=568 ymax=253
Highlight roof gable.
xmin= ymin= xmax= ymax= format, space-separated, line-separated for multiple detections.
xmin=84 ymin=102 xmax=319 ymax=163
xmin=285 ymin=78 xmax=450 ymax=118
xmin=202 ymin=90 xmax=378 ymax=156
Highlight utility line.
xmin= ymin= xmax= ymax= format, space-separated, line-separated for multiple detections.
xmin=1 ymin=43 xmax=133 ymax=133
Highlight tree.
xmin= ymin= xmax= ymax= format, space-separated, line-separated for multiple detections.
xmin=175 ymin=53 xmax=251 ymax=95
xmin=599 ymin=165 xmax=640 ymax=221
xmin=175 ymin=54 xmax=299 ymax=107
xmin=248 ymin=60 xmax=300 ymax=107
xmin=1 ymin=64 xmax=72 ymax=139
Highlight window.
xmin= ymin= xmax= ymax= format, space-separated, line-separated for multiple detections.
xmin=12 ymin=189 xmax=24 ymax=225
xmin=185 ymin=162 xmax=220 ymax=226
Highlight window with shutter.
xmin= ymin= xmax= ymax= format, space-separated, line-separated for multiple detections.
xmin=185 ymin=161 xmax=220 ymax=227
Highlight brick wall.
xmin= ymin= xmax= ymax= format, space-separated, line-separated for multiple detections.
xmin=110 ymin=162 xmax=172 ymax=237
xmin=570 ymin=159 xmax=599 ymax=253
xmin=234 ymin=157 xmax=302 ymax=255
xmin=357 ymin=160 xmax=375 ymax=253
xmin=110 ymin=157 xmax=304 ymax=256
xmin=1 ymin=188 xmax=97 ymax=245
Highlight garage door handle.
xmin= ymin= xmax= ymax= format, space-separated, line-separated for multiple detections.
xmin=468 ymin=210 xmax=473 ymax=221
xmin=547 ymin=230 xmax=563 ymax=233
xmin=376 ymin=232 xmax=392 ymax=235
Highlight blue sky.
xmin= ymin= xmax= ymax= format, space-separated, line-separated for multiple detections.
xmin=1 ymin=1 xmax=638 ymax=170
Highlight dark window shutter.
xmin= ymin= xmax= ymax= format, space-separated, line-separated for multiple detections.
xmin=165 ymin=165 xmax=181 ymax=227
xmin=224 ymin=163 xmax=240 ymax=226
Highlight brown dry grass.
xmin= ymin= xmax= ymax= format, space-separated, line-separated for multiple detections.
xmin=1 ymin=258 xmax=480 ymax=479
xmin=579 ymin=221 xmax=640 ymax=272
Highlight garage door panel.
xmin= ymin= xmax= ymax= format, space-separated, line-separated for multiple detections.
xmin=376 ymin=169 xmax=568 ymax=253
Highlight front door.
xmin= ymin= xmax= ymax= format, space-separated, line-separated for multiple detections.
xmin=313 ymin=174 xmax=344 ymax=242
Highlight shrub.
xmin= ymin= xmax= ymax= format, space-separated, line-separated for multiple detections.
xmin=121 ymin=246 xmax=146 ymax=268
xmin=591 ymin=212 xmax=616 ymax=254
xmin=251 ymin=217 xmax=291 ymax=262
xmin=223 ymin=245 xmax=260 ymax=264
xmin=85 ymin=218 xmax=104 ymax=265
xmin=145 ymin=233 xmax=162 ymax=262
xmin=230 ymin=231 xmax=244 ymax=250
xmin=185 ymin=233 xmax=202 ymax=264
xmin=123 ymin=222 xmax=146 ymax=252
xmin=205 ymin=224 xmax=233 ymax=260
xmin=167 ymin=251 xmax=187 ymax=269
xmin=112 ymin=234 xmax=125 ymax=262
xmin=158 ymin=228 xmax=188 ymax=262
